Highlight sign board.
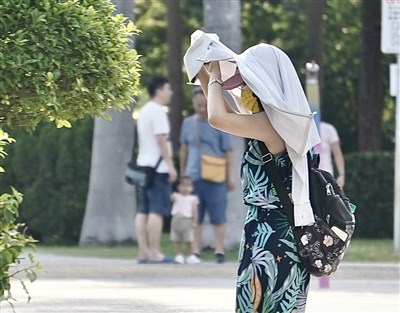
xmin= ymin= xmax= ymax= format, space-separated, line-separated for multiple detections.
xmin=382 ymin=0 xmax=400 ymax=54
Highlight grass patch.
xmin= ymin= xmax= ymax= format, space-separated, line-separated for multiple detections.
xmin=37 ymin=235 xmax=238 ymax=261
xmin=37 ymin=237 xmax=399 ymax=263
xmin=342 ymin=239 xmax=400 ymax=263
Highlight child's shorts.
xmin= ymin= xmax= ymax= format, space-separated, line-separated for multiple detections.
xmin=170 ymin=215 xmax=194 ymax=242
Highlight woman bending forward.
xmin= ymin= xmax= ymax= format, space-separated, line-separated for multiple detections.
xmin=197 ymin=60 xmax=310 ymax=313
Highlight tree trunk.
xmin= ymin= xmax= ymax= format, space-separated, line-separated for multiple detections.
xmin=80 ymin=0 xmax=136 ymax=245
xmin=307 ymin=0 xmax=326 ymax=116
xmin=167 ymin=0 xmax=184 ymax=153
xmin=307 ymin=0 xmax=326 ymax=65
xmin=203 ymin=0 xmax=245 ymax=250
xmin=358 ymin=0 xmax=383 ymax=151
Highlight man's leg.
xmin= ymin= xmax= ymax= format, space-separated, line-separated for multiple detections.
xmin=146 ymin=173 xmax=171 ymax=261
xmin=193 ymin=180 xmax=205 ymax=256
xmin=135 ymin=213 xmax=149 ymax=260
xmin=213 ymin=223 xmax=225 ymax=254
xmin=205 ymin=183 xmax=227 ymax=254
xmin=205 ymin=182 xmax=227 ymax=261
xmin=193 ymin=224 xmax=203 ymax=255
xmin=147 ymin=213 xmax=164 ymax=260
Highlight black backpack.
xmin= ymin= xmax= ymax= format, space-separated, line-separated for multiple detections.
xmin=293 ymin=154 xmax=356 ymax=276
xmin=259 ymin=141 xmax=356 ymax=277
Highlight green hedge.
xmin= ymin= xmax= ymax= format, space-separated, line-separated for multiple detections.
xmin=1 ymin=134 xmax=394 ymax=243
xmin=2 ymin=119 xmax=93 ymax=244
xmin=345 ymin=151 xmax=394 ymax=238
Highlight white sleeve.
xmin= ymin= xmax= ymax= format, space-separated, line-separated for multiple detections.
xmin=152 ymin=108 xmax=169 ymax=135
xmin=287 ymin=146 xmax=315 ymax=227
xmin=328 ymin=124 xmax=340 ymax=144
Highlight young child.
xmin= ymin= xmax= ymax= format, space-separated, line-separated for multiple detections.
xmin=170 ymin=176 xmax=200 ymax=264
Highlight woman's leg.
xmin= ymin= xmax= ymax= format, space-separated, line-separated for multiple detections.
xmin=236 ymin=208 xmax=310 ymax=313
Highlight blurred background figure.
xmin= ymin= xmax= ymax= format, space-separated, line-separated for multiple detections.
xmin=170 ymin=176 xmax=200 ymax=264
xmin=135 ymin=75 xmax=177 ymax=264
xmin=179 ymin=87 xmax=235 ymax=263
xmin=319 ymin=121 xmax=346 ymax=188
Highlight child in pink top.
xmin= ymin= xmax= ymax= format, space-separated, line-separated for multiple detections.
xmin=170 ymin=177 xmax=200 ymax=264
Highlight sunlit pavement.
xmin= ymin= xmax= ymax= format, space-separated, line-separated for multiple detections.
xmin=1 ymin=254 xmax=399 ymax=313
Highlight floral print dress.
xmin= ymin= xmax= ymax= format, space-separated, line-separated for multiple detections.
xmin=236 ymin=140 xmax=310 ymax=313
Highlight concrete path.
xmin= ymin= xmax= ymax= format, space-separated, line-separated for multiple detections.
xmin=1 ymin=253 xmax=399 ymax=313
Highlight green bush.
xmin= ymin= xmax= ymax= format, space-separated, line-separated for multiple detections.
xmin=345 ymin=151 xmax=394 ymax=238
xmin=0 ymin=0 xmax=141 ymax=305
xmin=3 ymin=119 xmax=93 ymax=244
xmin=0 ymin=0 xmax=140 ymax=128
xmin=0 ymin=131 xmax=40 ymax=304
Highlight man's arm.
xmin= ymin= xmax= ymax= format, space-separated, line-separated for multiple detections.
xmin=156 ymin=134 xmax=177 ymax=183
xmin=225 ymin=149 xmax=235 ymax=191
xmin=179 ymin=143 xmax=188 ymax=178
xmin=331 ymin=141 xmax=345 ymax=187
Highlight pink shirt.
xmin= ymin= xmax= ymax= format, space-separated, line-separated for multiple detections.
xmin=171 ymin=193 xmax=199 ymax=218
xmin=319 ymin=122 xmax=340 ymax=174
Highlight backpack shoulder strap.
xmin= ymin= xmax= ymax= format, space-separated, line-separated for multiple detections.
xmin=258 ymin=141 xmax=295 ymax=226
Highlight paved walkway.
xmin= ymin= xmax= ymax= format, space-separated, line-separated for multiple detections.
xmin=1 ymin=253 xmax=399 ymax=313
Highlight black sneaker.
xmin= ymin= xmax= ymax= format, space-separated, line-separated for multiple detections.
xmin=215 ymin=253 xmax=225 ymax=264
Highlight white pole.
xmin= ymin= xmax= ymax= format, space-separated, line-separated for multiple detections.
xmin=395 ymin=53 xmax=400 ymax=252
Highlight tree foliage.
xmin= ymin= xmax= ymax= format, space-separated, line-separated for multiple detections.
xmin=135 ymin=0 xmax=393 ymax=152
xmin=242 ymin=0 xmax=308 ymax=70
xmin=345 ymin=151 xmax=394 ymax=238
xmin=0 ymin=130 xmax=40 ymax=306
xmin=0 ymin=0 xmax=141 ymax=305
xmin=0 ymin=0 xmax=140 ymax=128
xmin=0 ymin=0 xmax=395 ymax=257
xmin=2 ymin=119 xmax=93 ymax=244
xmin=135 ymin=0 xmax=202 ymax=114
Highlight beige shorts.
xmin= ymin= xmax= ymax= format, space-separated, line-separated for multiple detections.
xmin=170 ymin=216 xmax=194 ymax=242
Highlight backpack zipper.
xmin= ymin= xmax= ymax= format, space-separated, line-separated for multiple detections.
xmin=326 ymin=183 xmax=332 ymax=196
xmin=326 ymin=214 xmax=331 ymax=224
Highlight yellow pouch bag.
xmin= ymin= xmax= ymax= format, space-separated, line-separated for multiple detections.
xmin=201 ymin=154 xmax=227 ymax=183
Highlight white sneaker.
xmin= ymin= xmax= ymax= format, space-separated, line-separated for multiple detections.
xmin=174 ymin=254 xmax=185 ymax=264
xmin=186 ymin=254 xmax=201 ymax=264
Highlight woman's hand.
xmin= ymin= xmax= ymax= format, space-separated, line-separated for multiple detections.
xmin=196 ymin=62 xmax=221 ymax=100
xmin=197 ymin=65 xmax=209 ymax=85
xmin=336 ymin=175 xmax=345 ymax=189
xmin=207 ymin=61 xmax=221 ymax=79
xmin=197 ymin=61 xmax=221 ymax=83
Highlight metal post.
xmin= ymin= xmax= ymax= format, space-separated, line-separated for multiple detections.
xmin=305 ymin=61 xmax=321 ymax=132
xmin=395 ymin=53 xmax=400 ymax=252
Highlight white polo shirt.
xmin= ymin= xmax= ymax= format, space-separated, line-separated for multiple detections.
xmin=137 ymin=101 xmax=171 ymax=173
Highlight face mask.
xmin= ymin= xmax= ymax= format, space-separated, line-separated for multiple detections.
xmin=240 ymin=86 xmax=263 ymax=113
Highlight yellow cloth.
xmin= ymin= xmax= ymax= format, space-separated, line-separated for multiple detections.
xmin=240 ymin=86 xmax=263 ymax=113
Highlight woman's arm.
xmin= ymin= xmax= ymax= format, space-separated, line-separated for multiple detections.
xmin=331 ymin=141 xmax=345 ymax=187
xmin=197 ymin=66 xmax=236 ymax=114
xmin=202 ymin=62 xmax=285 ymax=154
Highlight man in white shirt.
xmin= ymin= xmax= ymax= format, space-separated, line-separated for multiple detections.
xmin=135 ymin=75 xmax=177 ymax=263
xmin=319 ymin=121 xmax=345 ymax=187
